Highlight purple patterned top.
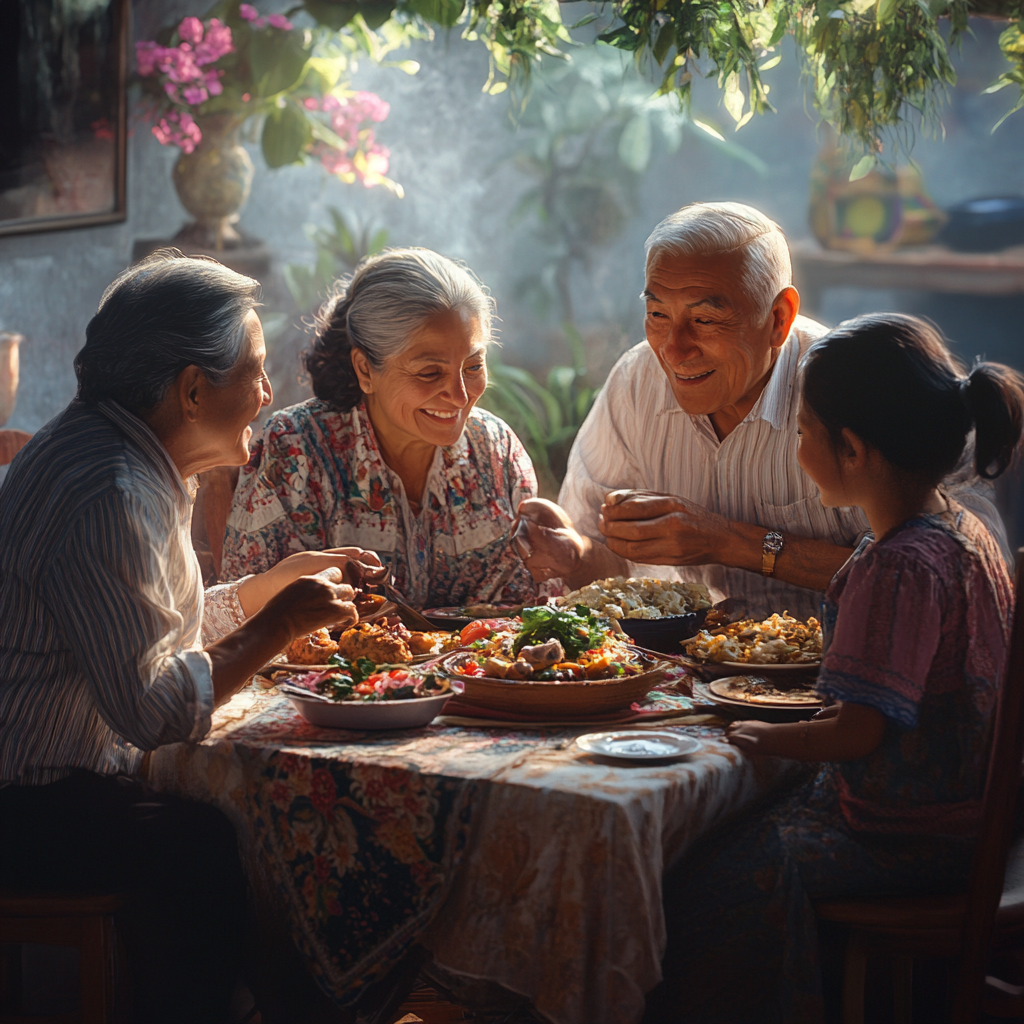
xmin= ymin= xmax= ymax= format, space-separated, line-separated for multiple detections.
xmin=816 ymin=504 xmax=1013 ymax=835
xmin=222 ymin=399 xmax=538 ymax=609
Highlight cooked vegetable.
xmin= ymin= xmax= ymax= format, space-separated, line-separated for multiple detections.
xmin=512 ymin=605 xmax=606 ymax=661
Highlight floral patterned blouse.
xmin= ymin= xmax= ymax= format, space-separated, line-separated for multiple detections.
xmin=222 ymin=399 xmax=538 ymax=609
xmin=816 ymin=503 xmax=1013 ymax=836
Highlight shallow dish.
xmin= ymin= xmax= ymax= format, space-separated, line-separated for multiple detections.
xmin=691 ymin=680 xmax=821 ymax=722
xmin=576 ymin=730 xmax=702 ymax=761
xmin=284 ymin=690 xmax=452 ymax=730
xmin=616 ymin=609 xmax=709 ymax=655
xmin=437 ymin=648 xmax=669 ymax=716
xmin=678 ymin=636 xmax=820 ymax=680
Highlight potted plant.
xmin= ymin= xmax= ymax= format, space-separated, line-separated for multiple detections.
xmin=135 ymin=1 xmax=404 ymax=250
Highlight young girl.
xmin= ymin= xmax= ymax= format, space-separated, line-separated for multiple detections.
xmin=643 ymin=313 xmax=1023 ymax=1024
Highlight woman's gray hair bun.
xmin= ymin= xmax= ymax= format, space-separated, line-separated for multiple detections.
xmin=304 ymin=247 xmax=494 ymax=412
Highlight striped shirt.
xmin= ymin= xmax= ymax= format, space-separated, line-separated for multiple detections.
xmin=0 ymin=400 xmax=244 ymax=785
xmin=559 ymin=316 xmax=1009 ymax=620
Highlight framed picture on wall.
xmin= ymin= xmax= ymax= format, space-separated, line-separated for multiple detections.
xmin=0 ymin=0 xmax=127 ymax=238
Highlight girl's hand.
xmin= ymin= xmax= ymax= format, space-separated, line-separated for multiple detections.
xmin=726 ymin=720 xmax=780 ymax=755
xmin=812 ymin=704 xmax=841 ymax=721
xmin=236 ymin=548 xmax=386 ymax=618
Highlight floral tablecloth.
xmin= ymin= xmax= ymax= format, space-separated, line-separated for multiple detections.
xmin=147 ymin=684 xmax=802 ymax=1024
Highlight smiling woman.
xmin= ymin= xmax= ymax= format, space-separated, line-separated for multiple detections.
xmin=222 ymin=248 xmax=540 ymax=609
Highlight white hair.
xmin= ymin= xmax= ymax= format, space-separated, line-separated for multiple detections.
xmin=643 ymin=202 xmax=792 ymax=321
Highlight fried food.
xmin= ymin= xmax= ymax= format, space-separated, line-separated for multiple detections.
xmin=284 ymin=627 xmax=338 ymax=665
xmin=407 ymin=630 xmax=459 ymax=656
xmin=559 ymin=576 xmax=712 ymax=620
xmin=335 ymin=622 xmax=413 ymax=664
xmin=684 ymin=612 xmax=821 ymax=664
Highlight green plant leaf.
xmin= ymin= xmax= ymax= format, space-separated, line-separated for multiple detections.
xmin=249 ymin=29 xmax=309 ymax=97
xmin=262 ymin=103 xmax=312 ymax=167
xmin=849 ymin=154 xmax=877 ymax=180
xmin=302 ymin=0 xmax=359 ymax=29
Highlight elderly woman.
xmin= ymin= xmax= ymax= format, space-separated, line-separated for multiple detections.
xmin=222 ymin=247 xmax=537 ymax=610
xmin=0 ymin=251 xmax=383 ymax=1023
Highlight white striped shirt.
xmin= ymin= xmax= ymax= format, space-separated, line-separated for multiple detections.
xmin=0 ymin=400 xmax=244 ymax=785
xmin=559 ymin=316 xmax=1008 ymax=620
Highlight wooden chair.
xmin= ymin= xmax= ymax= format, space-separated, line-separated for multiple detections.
xmin=191 ymin=465 xmax=240 ymax=583
xmin=0 ymin=430 xmax=30 ymax=468
xmin=815 ymin=546 xmax=1024 ymax=1024
xmin=0 ymin=891 xmax=125 ymax=1024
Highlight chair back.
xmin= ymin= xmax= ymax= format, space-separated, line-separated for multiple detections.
xmin=953 ymin=547 xmax=1024 ymax=1018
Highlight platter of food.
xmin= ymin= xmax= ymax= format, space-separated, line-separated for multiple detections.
xmin=437 ymin=604 xmax=672 ymax=716
xmin=575 ymin=730 xmax=702 ymax=761
xmin=422 ymin=603 xmax=525 ymax=629
xmin=279 ymin=619 xmax=461 ymax=671
xmin=556 ymin=577 xmax=712 ymax=654
xmin=681 ymin=612 xmax=822 ymax=678
xmin=691 ymin=678 xmax=823 ymax=721
xmin=278 ymin=659 xmax=455 ymax=729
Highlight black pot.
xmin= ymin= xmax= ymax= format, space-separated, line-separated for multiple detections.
xmin=616 ymin=609 xmax=709 ymax=655
xmin=939 ymin=197 xmax=1024 ymax=253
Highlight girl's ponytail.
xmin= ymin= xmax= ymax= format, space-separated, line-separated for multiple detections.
xmin=962 ymin=363 xmax=1024 ymax=479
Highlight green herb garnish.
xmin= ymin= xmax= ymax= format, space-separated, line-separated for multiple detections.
xmin=512 ymin=605 xmax=607 ymax=661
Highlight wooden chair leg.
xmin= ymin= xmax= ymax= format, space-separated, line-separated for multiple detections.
xmin=78 ymin=914 xmax=114 ymax=1024
xmin=842 ymin=932 xmax=869 ymax=1024
xmin=893 ymin=955 xmax=913 ymax=1024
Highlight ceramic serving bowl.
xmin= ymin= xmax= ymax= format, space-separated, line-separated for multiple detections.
xmin=437 ymin=647 xmax=670 ymax=716
xmin=284 ymin=690 xmax=453 ymax=730
xmin=614 ymin=609 xmax=709 ymax=655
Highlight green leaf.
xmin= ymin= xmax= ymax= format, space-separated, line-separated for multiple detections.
xmin=692 ymin=118 xmax=725 ymax=141
xmin=849 ymin=154 xmax=877 ymax=180
xmin=261 ymin=104 xmax=312 ymax=167
xmin=618 ymin=114 xmax=652 ymax=172
xmin=759 ymin=55 xmax=782 ymax=71
xmin=359 ymin=2 xmax=398 ymax=30
xmin=653 ymin=21 xmax=675 ymax=64
xmin=876 ymin=0 xmax=900 ymax=26
xmin=249 ymin=29 xmax=310 ymax=97
xmin=302 ymin=0 xmax=358 ymax=29
xmin=368 ymin=228 xmax=390 ymax=253
xmin=407 ymin=0 xmax=465 ymax=27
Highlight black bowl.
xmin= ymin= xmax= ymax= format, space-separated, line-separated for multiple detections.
xmin=939 ymin=197 xmax=1024 ymax=253
xmin=615 ymin=609 xmax=709 ymax=655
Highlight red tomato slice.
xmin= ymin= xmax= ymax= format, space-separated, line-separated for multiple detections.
xmin=460 ymin=620 xmax=496 ymax=645
xmin=354 ymin=680 xmax=375 ymax=695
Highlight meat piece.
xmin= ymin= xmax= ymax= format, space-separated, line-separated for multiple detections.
xmin=335 ymin=623 xmax=412 ymax=664
xmin=284 ymin=628 xmax=338 ymax=665
xmin=482 ymin=657 xmax=512 ymax=678
xmin=506 ymin=659 xmax=533 ymax=679
xmin=518 ymin=640 xmax=564 ymax=669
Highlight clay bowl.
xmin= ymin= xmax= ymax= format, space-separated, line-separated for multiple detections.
xmin=436 ymin=647 xmax=671 ymax=716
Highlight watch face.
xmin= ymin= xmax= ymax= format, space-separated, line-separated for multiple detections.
xmin=763 ymin=531 xmax=784 ymax=555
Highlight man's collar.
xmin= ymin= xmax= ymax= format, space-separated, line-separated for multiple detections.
xmin=748 ymin=328 xmax=799 ymax=431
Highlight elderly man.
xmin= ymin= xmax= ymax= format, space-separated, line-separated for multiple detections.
xmin=0 ymin=251 xmax=384 ymax=1023
xmin=516 ymin=202 xmax=1007 ymax=619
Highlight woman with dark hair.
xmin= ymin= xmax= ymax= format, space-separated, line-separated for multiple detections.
xmin=222 ymin=247 xmax=538 ymax=609
xmin=0 ymin=250 xmax=384 ymax=1023
xmin=645 ymin=313 xmax=1023 ymax=1023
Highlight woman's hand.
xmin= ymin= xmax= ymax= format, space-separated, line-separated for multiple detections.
xmin=236 ymin=547 xmax=386 ymax=618
xmin=725 ymin=720 xmax=784 ymax=755
xmin=512 ymin=499 xmax=587 ymax=582
xmin=255 ymin=566 xmax=359 ymax=638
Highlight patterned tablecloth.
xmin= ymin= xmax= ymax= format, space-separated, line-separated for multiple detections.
xmin=146 ymin=684 xmax=802 ymax=1024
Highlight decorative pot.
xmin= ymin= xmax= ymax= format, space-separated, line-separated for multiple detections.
xmin=172 ymin=114 xmax=254 ymax=251
xmin=0 ymin=332 xmax=22 ymax=428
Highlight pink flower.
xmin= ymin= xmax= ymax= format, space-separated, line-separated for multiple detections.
xmin=204 ymin=69 xmax=224 ymax=95
xmin=321 ymin=95 xmax=341 ymax=112
xmin=303 ymin=97 xmax=320 ymax=110
xmin=135 ymin=40 xmax=163 ymax=77
xmin=194 ymin=19 xmax=233 ymax=65
xmin=267 ymin=13 xmax=293 ymax=29
xmin=318 ymin=146 xmax=354 ymax=178
xmin=239 ymin=4 xmax=259 ymax=20
xmin=183 ymin=85 xmax=208 ymax=105
xmin=177 ymin=16 xmax=204 ymax=45
xmin=163 ymin=81 xmax=180 ymax=101
xmin=151 ymin=110 xmax=202 ymax=153
xmin=353 ymin=91 xmax=390 ymax=122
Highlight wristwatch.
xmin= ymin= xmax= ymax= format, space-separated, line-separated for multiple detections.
xmin=762 ymin=531 xmax=784 ymax=577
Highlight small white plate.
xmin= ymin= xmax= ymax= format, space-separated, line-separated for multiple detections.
xmin=575 ymin=730 xmax=702 ymax=761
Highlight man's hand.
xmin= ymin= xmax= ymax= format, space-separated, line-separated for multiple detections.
xmin=598 ymin=490 xmax=731 ymax=566
xmin=512 ymin=498 xmax=588 ymax=582
xmin=237 ymin=547 xmax=386 ymax=618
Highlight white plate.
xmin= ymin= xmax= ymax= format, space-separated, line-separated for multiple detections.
xmin=285 ymin=691 xmax=452 ymax=730
xmin=575 ymin=730 xmax=702 ymax=761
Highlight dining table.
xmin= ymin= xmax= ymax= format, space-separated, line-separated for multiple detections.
xmin=145 ymin=677 xmax=806 ymax=1024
